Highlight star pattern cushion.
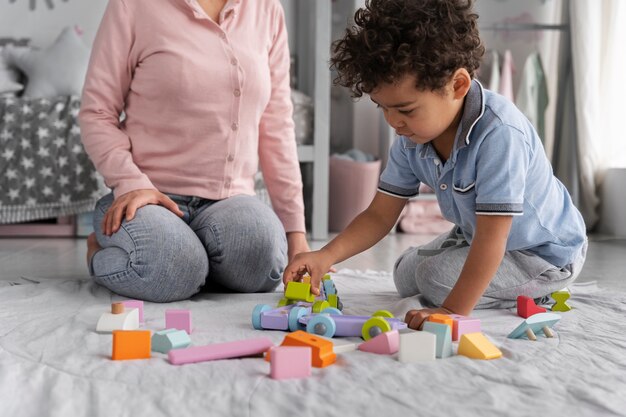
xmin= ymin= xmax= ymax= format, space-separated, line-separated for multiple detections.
xmin=2 ymin=27 xmax=90 ymax=99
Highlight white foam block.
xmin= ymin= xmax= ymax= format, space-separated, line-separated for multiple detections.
xmin=398 ymin=331 xmax=436 ymax=363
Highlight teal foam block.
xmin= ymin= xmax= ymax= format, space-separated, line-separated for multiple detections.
xmin=152 ymin=328 xmax=191 ymax=353
xmin=423 ymin=322 xmax=453 ymax=358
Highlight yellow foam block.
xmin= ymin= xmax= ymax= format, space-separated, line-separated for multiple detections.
xmin=458 ymin=332 xmax=502 ymax=360
xmin=284 ymin=281 xmax=315 ymax=303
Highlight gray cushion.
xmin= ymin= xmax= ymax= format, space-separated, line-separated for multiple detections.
xmin=0 ymin=47 xmax=23 ymax=95
xmin=2 ymin=27 xmax=89 ymax=99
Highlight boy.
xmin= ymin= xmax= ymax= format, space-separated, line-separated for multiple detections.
xmin=283 ymin=0 xmax=587 ymax=329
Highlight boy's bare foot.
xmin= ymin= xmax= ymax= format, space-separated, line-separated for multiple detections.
xmin=86 ymin=232 xmax=102 ymax=268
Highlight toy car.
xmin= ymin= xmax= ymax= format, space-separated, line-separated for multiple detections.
xmin=298 ymin=309 xmax=407 ymax=340
xmin=252 ymin=276 xmax=343 ymax=332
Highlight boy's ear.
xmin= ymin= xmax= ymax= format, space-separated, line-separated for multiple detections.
xmin=451 ymin=68 xmax=472 ymax=100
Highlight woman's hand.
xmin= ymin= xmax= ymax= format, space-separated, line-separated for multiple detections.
xmin=102 ymin=189 xmax=184 ymax=236
xmin=282 ymin=249 xmax=334 ymax=296
xmin=404 ymin=306 xmax=456 ymax=330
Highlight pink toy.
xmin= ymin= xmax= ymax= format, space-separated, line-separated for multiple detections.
xmin=357 ymin=329 xmax=399 ymax=355
xmin=449 ymin=314 xmax=481 ymax=342
xmin=168 ymin=337 xmax=274 ymax=365
xmin=165 ymin=309 xmax=192 ymax=334
xmin=122 ymin=300 xmax=144 ymax=324
xmin=269 ymin=346 xmax=312 ymax=380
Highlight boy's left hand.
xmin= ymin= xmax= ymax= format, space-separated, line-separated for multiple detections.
xmin=404 ymin=307 xmax=455 ymax=330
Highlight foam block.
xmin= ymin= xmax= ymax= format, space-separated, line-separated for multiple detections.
xmin=398 ymin=331 xmax=436 ymax=363
xmin=112 ymin=330 xmax=151 ymax=360
xmin=168 ymin=337 xmax=274 ymax=365
xmin=284 ymin=281 xmax=315 ymax=303
xmin=422 ymin=322 xmax=453 ymax=358
xmin=449 ymin=314 xmax=482 ymax=342
xmin=96 ymin=308 xmax=139 ymax=333
xmin=121 ymin=300 xmax=144 ymax=324
xmin=458 ymin=332 xmax=502 ymax=360
xmin=270 ymin=346 xmax=312 ymax=380
xmin=152 ymin=329 xmax=191 ymax=353
xmin=551 ymin=290 xmax=572 ymax=312
xmin=427 ymin=314 xmax=454 ymax=331
xmin=516 ymin=296 xmax=547 ymax=318
xmin=165 ymin=309 xmax=192 ymax=334
xmin=358 ymin=330 xmax=399 ymax=355
xmin=267 ymin=330 xmax=336 ymax=368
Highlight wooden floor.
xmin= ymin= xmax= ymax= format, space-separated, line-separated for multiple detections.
xmin=0 ymin=233 xmax=625 ymax=291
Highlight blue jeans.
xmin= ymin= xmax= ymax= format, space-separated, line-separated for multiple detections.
xmin=90 ymin=193 xmax=287 ymax=302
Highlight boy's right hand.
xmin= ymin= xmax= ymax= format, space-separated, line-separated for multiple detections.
xmin=282 ymin=249 xmax=334 ymax=296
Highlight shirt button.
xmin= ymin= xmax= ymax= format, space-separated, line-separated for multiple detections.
xmin=233 ymin=89 xmax=241 ymax=97
xmin=231 ymin=122 xmax=238 ymax=131
xmin=227 ymin=154 xmax=234 ymax=161
xmin=439 ymin=184 xmax=448 ymax=191
xmin=225 ymin=180 xmax=231 ymax=188
xmin=220 ymin=33 xmax=227 ymax=40
xmin=231 ymin=58 xmax=238 ymax=66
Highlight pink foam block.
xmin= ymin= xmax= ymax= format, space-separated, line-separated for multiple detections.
xmin=358 ymin=330 xmax=399 ymax=355
xmin=168 ymin=337 xmax=274 ymax=365
xmin=122 ymin=300 xmax=144 ymax=324
xmin=270 ymin=346 xmax=312 ymax=380
xmin=449 ymin=314 xmax=481 ymax=342
xmin=165 ymin=309 xmax=192 ymax=334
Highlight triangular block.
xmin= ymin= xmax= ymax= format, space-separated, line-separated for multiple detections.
xmin=358 ymin=330 xmax=399 ymax=355
xmin=458 ymin=332 xmax=502 ymax=360
xmin=517 ymin=296 xmax=547 ymax=318
xmin=422 ymin=322 xmax=453 ymax=358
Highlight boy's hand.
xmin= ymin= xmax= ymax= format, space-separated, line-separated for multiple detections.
xmin=282 ymin=249 xmax=334 ymax=296
xmin=404 ymin=306 xmax=455 ymax=330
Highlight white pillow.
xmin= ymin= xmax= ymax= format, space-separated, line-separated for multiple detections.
xmin=2 ymin=27 xmax=90 ymax=99
xmin=0 ymin=46 xmax=23 ymax=95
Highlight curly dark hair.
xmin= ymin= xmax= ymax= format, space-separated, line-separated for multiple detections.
xmin=331 ymin=0 xmax=485 ymax=97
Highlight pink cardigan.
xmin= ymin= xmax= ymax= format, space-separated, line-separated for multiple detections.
xmin=79 ymin=0 xmax=305 ymax=233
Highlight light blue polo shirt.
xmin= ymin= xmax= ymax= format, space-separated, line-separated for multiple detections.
xmin=379 ymin=80 xmax=586 ymax=268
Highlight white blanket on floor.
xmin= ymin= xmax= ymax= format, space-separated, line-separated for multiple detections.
xmin=1 ymin=270 xmax=625 ymax=417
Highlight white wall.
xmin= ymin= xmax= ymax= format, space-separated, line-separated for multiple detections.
xmin=0 ymin=0 xmax=108 ymax=47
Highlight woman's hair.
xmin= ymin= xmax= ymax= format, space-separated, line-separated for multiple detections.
xmin=331 ymin=0 xmax=485 ymax=97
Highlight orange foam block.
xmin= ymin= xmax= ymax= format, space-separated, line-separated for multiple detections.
xmin=112 ymin=330 xmax=152 ymax=360
xmin=266 ymin=330 xmax=336 ymax=368
xmin=427 ymin=314 xmax=454 ymax=331
xmin=457 ymin=332 xmax=502 ymax=360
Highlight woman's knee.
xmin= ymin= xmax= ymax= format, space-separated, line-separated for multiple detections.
xmin=194 ymin=195 xmax=287 ymax=293
xmin=91 ymin=204 xmax=209 ymax=302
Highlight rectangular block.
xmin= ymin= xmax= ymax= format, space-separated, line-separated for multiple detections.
xmin=165 ymin=309 xmax=192 ymax=334
xmin=398 ymin=331 xmax=436 ymax=363
xmin=449 ymin=314 xmax=481 ymax=342
xmin=112 ymin=330 xmax=151 ymax=360
xmin=168 ymin=337 xmax=274 ymax=365
xmin=270 ymin=346 xmax=312 ymax=380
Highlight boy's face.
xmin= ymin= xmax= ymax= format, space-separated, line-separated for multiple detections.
xmin=370 ymin=73 xmax=467 ymax=148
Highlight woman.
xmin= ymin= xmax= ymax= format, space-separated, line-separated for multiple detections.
xmin=79 ymin=0 xmax=309 ymax=302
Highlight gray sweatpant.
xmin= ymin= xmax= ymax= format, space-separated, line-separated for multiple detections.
xmin=393 ymin=227 xmax=587 ymax=309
